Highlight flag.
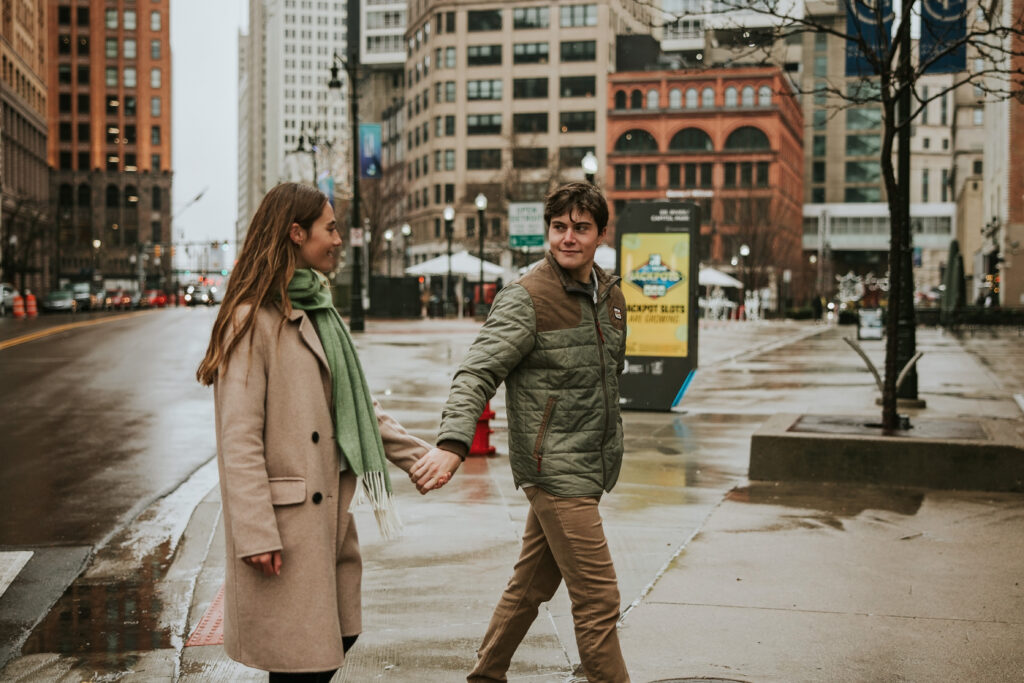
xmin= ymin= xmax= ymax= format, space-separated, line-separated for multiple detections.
xmin=845 ymin=0 xmax=894 ymax=77
xmin=920 ymin=0 xmax=967 ymax=73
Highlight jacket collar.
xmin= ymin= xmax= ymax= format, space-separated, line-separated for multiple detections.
xmin=285 ymin=306 xmax=330 ymax=372
xmin=543 ymin=251 xmax=620 ymax=303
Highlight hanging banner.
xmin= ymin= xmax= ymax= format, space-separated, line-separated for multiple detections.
xmin=920 ymin=0 xmax=967 ymax=73
xmin=317 ymin=170 xmax=335 ymax=207
xmin=359 ymin=123 xmax=382 ymax=179
xmin=845 ymin=0 xmax=894 ymax=77
xmin=616 ymin=201 xmax=701 ymax=412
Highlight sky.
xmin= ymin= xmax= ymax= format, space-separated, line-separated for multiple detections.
xmin=170 ymin=0 xmax=248 ymax=249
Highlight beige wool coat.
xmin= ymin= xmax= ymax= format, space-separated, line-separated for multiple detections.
xmin=213 ymin=303 xmax=429 ymax=672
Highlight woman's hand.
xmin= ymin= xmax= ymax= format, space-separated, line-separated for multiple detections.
xmin=410 ymin=448 xmax=462 ymax=494
xmin=243 ymin=550 xmax=283 ymax=576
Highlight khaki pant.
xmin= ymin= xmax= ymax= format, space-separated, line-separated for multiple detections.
xmin=468 ymin=487 xmax=629 ymax=683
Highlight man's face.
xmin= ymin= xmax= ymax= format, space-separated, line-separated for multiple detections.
xmin=548 ymin=207 xmax=602 ymax=282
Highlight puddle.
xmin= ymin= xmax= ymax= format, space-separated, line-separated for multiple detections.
xmin=728 ymin=482 xmax=925 ymax=518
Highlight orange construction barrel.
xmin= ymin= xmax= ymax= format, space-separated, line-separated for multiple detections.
xmin=24 ymin=292 xmax=38 ymax=318
xmin=11 ymin=294 xmax=25 ymax=319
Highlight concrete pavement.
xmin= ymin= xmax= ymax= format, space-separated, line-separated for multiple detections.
xmin=3 ymin=319 xmax=1023 ymax=681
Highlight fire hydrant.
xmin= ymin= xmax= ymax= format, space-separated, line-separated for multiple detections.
xmin=469 ymin=402 xmax=496 ymax=456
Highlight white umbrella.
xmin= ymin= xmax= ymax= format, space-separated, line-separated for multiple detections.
xmin=698 ymin=267 xmax=743 ymax=288
xmin=405 ymin=250 xmax=504 ymax=281
xmin=519 ymin=244 xmax=617 ymax=275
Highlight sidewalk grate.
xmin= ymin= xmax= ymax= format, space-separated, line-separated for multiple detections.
xmin=185 ymin=584 xmax=225 ymax=647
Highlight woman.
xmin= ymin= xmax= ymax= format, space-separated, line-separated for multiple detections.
xmin=197 ymin=182 xmax=432 ymax=681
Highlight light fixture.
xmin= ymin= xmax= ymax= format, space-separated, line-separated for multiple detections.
xmin=475 ymin=193 xmax=488 ymax=212
xmin=443 ymin=205 xmax=455 ymax=221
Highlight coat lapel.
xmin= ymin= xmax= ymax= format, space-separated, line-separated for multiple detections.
xmin=288 ymin=309 xmax=331 ymax=374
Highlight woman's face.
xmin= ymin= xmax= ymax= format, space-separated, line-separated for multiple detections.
xmin=293 ymin=202 xmax=341 ymax=273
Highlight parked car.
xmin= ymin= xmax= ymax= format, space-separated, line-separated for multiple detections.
xmin=70 ymin=282 xmax=98 ymax=310
xmin=142 ymin=289 xmax=167 ymax=308
xmin=42 ymin=289 xmax=77 ymax=313
xmin=104 ymin=288 xmax=132 ymax=310
xmin=183 ymin=285 xmax=215 ymax=306
xmin=0 ymin=282 xmax=18 ymax=316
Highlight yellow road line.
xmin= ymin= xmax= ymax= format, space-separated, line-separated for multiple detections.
xmin=0 ymin=310 xmax=156 ymax=351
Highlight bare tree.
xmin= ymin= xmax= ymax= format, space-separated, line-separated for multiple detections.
xmin=653 ymin=0 xmax=1024 ymax=429
xmin=727 ymin=192 xmax=800 ymax=293
xmin=2 ymin=194 xmax=51 ymax=294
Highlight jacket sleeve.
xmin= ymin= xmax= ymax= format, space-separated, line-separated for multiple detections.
xmin=214 ymin=309 xmax=283 ymax=559
xmin=437 ymin=284 xmax=536 ymax=451
xmin=374 ymin=399 xmax=431 ymax=474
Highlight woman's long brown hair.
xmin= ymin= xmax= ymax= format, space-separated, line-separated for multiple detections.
xmin=196 ymin=182 xmax=327 ymax=386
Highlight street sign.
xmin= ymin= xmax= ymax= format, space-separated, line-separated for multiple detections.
xmin=616 ymin=201 xmax=701 ymax=411
xmin=508 ymin=202 xmax=545 ymax=248
xmin=350 ymin=227 xmax=365 ymax=247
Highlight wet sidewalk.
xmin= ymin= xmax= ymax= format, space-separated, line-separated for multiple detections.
xmin=4 ymin=320 xmax=1024 ymax=681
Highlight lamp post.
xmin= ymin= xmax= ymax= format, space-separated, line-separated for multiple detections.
xmin=401 ymin=222 xmax=411 ymax=270
xmin=475 ymin=193 xmax=487 ymax=314
xmin=384 ymin=229 xmax=393 ymax=278
xmin=92 ymin=239 xmax=102 ymax=287
xmin=581 ymin=150 xmax=599 ymax=185
xmin=443 ymin=205 xmax=454 ymax=317
xmin=328 ymin=0 xmax=364 ymax=331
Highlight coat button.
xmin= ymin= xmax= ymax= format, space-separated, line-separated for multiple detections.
xmin=312 ymin=431 xmax=320 ymax=443
xmin=312 ymin=492 xmax=323 ymax=504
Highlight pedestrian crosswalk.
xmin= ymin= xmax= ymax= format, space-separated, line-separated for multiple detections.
xmin=0 ymin=551 xmax=33 ymax=599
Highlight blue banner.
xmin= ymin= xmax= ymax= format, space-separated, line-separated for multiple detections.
xmin=359 ymin=123 xmax=382 ymax=179
xmin=845 ymin=0 xmax=893 ymax=77
xmin=920 ymin=0 xmax=967 ymax=73
xmin=317 ymin=171 xmax=335 ymax=207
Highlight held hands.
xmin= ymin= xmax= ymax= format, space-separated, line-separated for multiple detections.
xmin=409 ymin=447 xmax=463 ymax=494
xmin=243 ymin=550 xmax=282 ymax=576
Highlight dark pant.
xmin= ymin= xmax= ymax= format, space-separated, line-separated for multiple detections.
xmin=268 ymin=635 xmax=358 ymax=682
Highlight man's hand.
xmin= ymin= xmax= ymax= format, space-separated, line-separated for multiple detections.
xmin=243 ymin=550 xmax=282 ymax=576
xmin=410 ymin=447 xmax=463 ymax=494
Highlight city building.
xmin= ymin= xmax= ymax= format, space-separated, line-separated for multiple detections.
xmin=605 ymin=64 xmax=805 ymax=307
xmin=2 ymin=0 xmax=51 ymax=295
xmin=400 ymin=0 xmax=654 ymax=269
xmin=46 ymin=0 xmax=173 ymax=292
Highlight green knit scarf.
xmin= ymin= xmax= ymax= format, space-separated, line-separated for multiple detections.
xmin=287 ymin=268 xmax=400 ymax=539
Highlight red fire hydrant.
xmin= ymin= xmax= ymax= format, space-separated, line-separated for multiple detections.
xmin=469 ymin=402 xmax=496 ymax=456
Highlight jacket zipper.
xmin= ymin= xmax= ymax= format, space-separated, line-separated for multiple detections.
xmin=591 ymin=301 xmax=609 ymax=486
xmin=532 ymin=396 xmax=558 ymax=472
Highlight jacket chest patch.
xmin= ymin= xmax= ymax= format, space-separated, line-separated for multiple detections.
xmin=612 ymin=307 xmax=623 ymax=320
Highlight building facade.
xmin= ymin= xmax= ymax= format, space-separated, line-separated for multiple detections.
xmin=2 ymin=0 xmax=51 ymax=295
xmin=46 ymin=0 xmax=173 ymax=292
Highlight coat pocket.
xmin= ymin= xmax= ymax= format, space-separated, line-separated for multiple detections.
xmin=531 ymin=397 xmax=558 ymax=473
xmin=268 ymin=477 xmax=307 ymax=506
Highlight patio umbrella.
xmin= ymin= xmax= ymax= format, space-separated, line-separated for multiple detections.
xmin=405 ymin=250 xmax=504 ymax=281
xmin=698 ymin=267 xmax=743 ymax=288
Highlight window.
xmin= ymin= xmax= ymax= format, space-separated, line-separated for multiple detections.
xmin=151 ymin=40 xmax=161 ymax=59
xmin=59 ymin=122 xmax=72 ymax=142
xmin=724 ymin=126 xmax=769 ymax=150
xmin=973 ymin=108 xmax=984 ymax=125
xmin=124 ymin=67 xmax=137 ymax=88
xmin=106 ymin=8 xmax=118 ymax=28
xmin=683 ymin=88 xmax=697 ymax=108
xmin=845 ymin=186 xmax=881 ymax=202
xmin=814 ymin=55 xmax=827 ymax=77
xmin=812 ymin=188 xmax=825 ymax=202
xmin=514 ymin=112 xmax=548 ymax=133
xmin=702 ymin=87 xmax=714 ymax=107
xmin=630 ymin=165 xmax=642 ymax=188
xmin=647 ymin=90 xmax=659 ymax=109
xmin=941 ymin=168 xmax=949 ymax=202
xmin=78 ymin=123 xmax=89 ymax=142
xmin=514 ymin=42 xmax=549 ymax=64
xmin=125 ymin=96 xmax=137 ymax=115
xmin=513 ymin=147 xmax=547 ymax=168
xmin=151 ymin=96 xmax=161 ymax=116
xmin=152 ymin=187 xmax=162 ymax=210
xmin=560 ymin=76 xmax=595 ymax=98
xmin=922 ymin=137 xmax=930 ymax=149
xmin=614 ymin=129 xmax=658 ymax=152
xmin=670 ymin=88 xmax=683 ymax=109
xmin=468 ymin=79 xmax=502 ymax=100
xmin=741 ymin=86 xmax=755 ymax=106
xmin=59 ymin=64 xmax=72 ymax=84
xmin=444 ymin=47 xmax=456 ymax=68
xmin=151 ymin=11 xmax=161 ymax=31
xmin=561 ymin=40 xmax=596 ymax=61
xmin=79 ymin=93 xmax=90 ymax=113
xmin=467 ymin=113 xmax=502 ymax=134
xmin=847 ymin=160 xmax=881 ymax=183
xmin=151 ymin=68 xmax=162 ymax=88
xmin=846 ymin=134 xmax=880 ymax=156
xmin=973 ymin=159 xmax=983 ymax=175
xmin=468 ymin=9 xmax=502 ymax=31
xmin=724 ymin=87 xmax=738 ymax=107
xmin=151 ymin=126 xmax=161 ymax=144
xmin=813 ymin=109 xmax=828 ymax=130
xmin=560 ymin=4 xmax=597 ymax=27
xmin=59 ymin=5 xmax=71 ymax=24
xmin=78 ymin=65 xmax=89 ymax=85
xmin=78 ymin=152 xmax=90 ymax=170
xmin=921 ymin=168 xmax=930 ymax=201
xmin=614 ymin=91 xmax=627 ymax=109
xmin=668 ymin=128 xmax=712 ymax=152
xmin=614 ymin=165 xmax=627 ymax=189
xmin=445 ymin=115 xmax=455 ymax=135
xmin=152 ymin=154 xmax=161 ymax=171
xmin=813 ymin=135 xmax=826 ymax=157
xmin=630 ymin=89 xmax=642 ymax=108
xmin=559 ymin=111 xmax=595 ymax=133
xmin=815 ymin=32 xmax=828 ymax=50
xmin=467 ymin=148 xmax=502 ymax=169
xmin=514 ymin=78 xmax=548 ymax=98
xmin=76 ymin=6 xmax=89 ymax=25
xmin=446 ymin=11 xmax=455 ymax=32
xmin=758 ymin=86 xmax=772 ymax=106
xmin=124 ymin=10 xmax=136 ymax=30
xmin=812 ymin=161 xmax=826 ymax=183
xmin=124 ymin=39 xmax=137 ymax=59
xmin=106 ymin=67 xmax=118 ymax=87
xmin=106 ymin=38 xmax=119 ymax=58
xmin=514 ymin=7 xmax=549 ymax=28
xmin=847 ymin=107 xmax=882 ymax=130
xmin=467 ymin=44 xmax=502 ymax=66
xmin=559 ymin=146 xmax=594 ymax=168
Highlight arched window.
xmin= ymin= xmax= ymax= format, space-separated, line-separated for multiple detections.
xmin=669 ymin=88 xmax=682 ymax=109
xmin=685 ymin=88 xmax=698 ymax=108
xmin=630 ymin=89 xmax=643 ymax=109
xmin=78 ymin=183 xmax=91 ymax=207
xmin=614 ymin=90 xmax=627 ymax=109
xmin=106 ymin=184 xmax=119 ymax=208
xmin=724 ymin=126 xmax=770 ymax=150
xmin=758 ymin=85 xmax=772 ymax=106
xmin=741 ymin=85 xmax=755 ymax=107
xmin=124 ymin=185 xmax=138 ymax=207
xmin=646 ymin=89 xmax=659 ymax=109
xmin=702 ymin=87 xmax=715 ymax=107
xmin=668 ymin=127 xmax=713 ymax=152
xmin=724 ymin=87 xmax=738 ymax=107
xmin=59 ymin=183 xmax=74 ymax=206
xmin=614 ymin=129 xmax=659 ymax=152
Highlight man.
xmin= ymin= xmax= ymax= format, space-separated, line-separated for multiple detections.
xmin=411 ymin=183 xmax=630 ymax=682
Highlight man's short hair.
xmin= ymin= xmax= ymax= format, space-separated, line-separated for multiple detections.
xmin=544 ymin=183 xmax=609 ymax=233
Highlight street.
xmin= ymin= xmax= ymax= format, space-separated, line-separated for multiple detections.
xmin=1 ymin=311 xmax=1022 ymax=681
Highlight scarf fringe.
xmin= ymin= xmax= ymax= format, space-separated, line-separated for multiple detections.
xmin=354 ymin=471 xmax=403 ymax=540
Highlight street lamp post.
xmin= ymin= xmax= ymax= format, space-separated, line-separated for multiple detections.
xmin=475 ymin=193 xmax=487 ymax=315
xmin=443 ymin=205 xmax=454 ymax=317
xmin=401 ymin=222 xmax=411 ymax=270
xmin=92 ymin=239 xmax=102 ymax=287
xmin=384 ymin=229 xmax=393 ymax=278
xmin=581 ymin=150 xmax=599 ymax=185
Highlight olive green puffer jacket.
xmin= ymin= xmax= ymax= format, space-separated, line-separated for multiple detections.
xmin=438 ymin=252 xmax=627 ymax=497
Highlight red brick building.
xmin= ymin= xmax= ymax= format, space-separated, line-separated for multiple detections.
xmin=605 ymin=66 xmax=805 ymax=300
